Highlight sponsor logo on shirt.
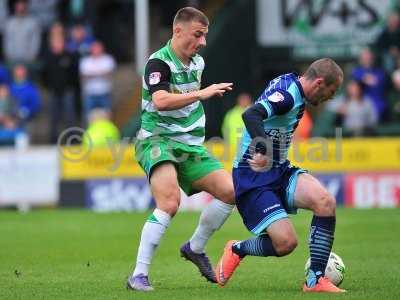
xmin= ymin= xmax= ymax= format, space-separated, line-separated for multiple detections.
xmin=149 ymin=72 xmax=161 ymax=85
xmin=266 ymin=129 xmax=293 ymax=143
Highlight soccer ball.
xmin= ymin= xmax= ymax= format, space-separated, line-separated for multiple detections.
xmin=304 ymin=252 xmax=345 ymax=286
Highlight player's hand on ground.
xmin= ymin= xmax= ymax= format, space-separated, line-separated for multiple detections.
xmin=247 ymin=153 xmax=271 ymax=172
xmin=199 ymin=83 xmax=233 ymax=100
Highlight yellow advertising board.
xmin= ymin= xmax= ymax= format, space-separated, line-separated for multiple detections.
xmin=288 ymin=138 xmax=400 ymax=172
xmin=60 ymin=144 xmax=145 ymax=179
xmin=60 ymin=138 xmax=400 ymax=179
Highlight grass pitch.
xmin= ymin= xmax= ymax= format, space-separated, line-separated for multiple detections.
xmin=0 ymin=208 xmax=399 ymax=300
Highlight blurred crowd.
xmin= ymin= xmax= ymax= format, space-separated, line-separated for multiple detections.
xmin=323 ymin=10 xmax=400 ymax=137
xmin=224 ymin=7 xmax=400 ymax=143
xmin=0 ymin=0 xmax=117 ymax=146
xmin=0 ymin=1 xmax=399 ymax=148
xmin=215 ymin=9 xmax=400 ymax=144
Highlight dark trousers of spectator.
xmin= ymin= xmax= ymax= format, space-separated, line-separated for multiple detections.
xmin=83 ymin=93 xmax=111 ymax=122
xmin=49 ymin=89 xmax=76 ymax=143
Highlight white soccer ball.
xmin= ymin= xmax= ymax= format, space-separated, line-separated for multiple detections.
xmin=304 ymin=252 xmax=345 ymax=286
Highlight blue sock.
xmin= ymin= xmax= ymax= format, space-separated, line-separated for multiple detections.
xmin=232 ymin=235 xmax=277 ymax=258
xmin=307 ymin=215 xmax=335 ymax=287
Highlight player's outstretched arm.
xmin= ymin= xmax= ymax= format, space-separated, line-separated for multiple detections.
xmin=199 ymin=83 xmax=233 ymax=100
xmin=152 ymin=83 xmax=233 ymax=111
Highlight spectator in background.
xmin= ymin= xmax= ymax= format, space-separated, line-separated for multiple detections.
xmin=10 ymin=64 xmax=41 ymax=124
xmin=79 ymin=41 xmax=116 ymax=122
xmin=59 ymin=0 xmax=96 ymax=26
xmin=339 ymin=80 xmax=377 ymax=137
xmin=83 ymin=108 xmax=120 ymax=147
xmin=0 ymin=0 xmax=9 ymax=60
xmin=374 ymin=11 xmax=400 ymax=73
xmin=0 ymin=84 xmax=18 ymax=128
xmin=0 ymin=0 xmax=8 ymax=30
xmin=43 ymin=34 xmax=78 ymax=143
xmin=49 ymin=21 xmax=82 ymax=120
xmin=222 ymin=92 xmax=252 ymax=149
xmin=293 ymin=109 xmax=313 ymax=140
xmin=66 ymin=23 xmax=95 ymax=57
xmin=29 ymin=0 xmax=60 ymax=32
xmin=351 ymin=48 xmax=387 ymax=121
xmin=0 ymin=64 xmax=11 ymax=85
xmin=0 ymin=84 xmax=21 ymax=145
xmin=3 ymin=0 xmax=42 ymax=66
xmin=28 ymin=0 xmax=61 ymax=58
xmin=389 ymin=70 xmax=400 ymax=122
xmin=48 ymin=21 xmax=65 ymax=41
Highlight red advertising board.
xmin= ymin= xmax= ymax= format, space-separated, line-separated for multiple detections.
xmin=345 ymin=173 xmax=400 ymax=208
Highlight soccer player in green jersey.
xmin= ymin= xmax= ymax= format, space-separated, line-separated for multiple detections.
xmin=127 ymin=7 xmax=235 ymax=291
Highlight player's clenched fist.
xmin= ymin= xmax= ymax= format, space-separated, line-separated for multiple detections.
xmin=247 ymin=153 xmax=271 ymax=172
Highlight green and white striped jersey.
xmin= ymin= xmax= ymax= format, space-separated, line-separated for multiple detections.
xmin=137 ymin=40 xmax=206 ymax=146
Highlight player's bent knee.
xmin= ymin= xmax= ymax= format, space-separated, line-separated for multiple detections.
xmin=156 ymin=189 xmax=180 ymax=216
xmin=218 ymin=187 xmax=235 ymax=204
xmin=274 ymin=235 xmax=298 ymax=257
xmin=313 ymin=192 xmax=336 ymax=216
xmin=160 ymin=200 xmax=179 ymax=217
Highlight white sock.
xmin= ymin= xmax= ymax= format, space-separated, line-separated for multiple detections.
xmin=189 ymin=199 xmax=234 ymax=253
xmin=133 ymin=208 xmax=171 ymax=276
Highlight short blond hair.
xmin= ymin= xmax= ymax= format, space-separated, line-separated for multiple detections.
xmin=173 ymin=7 xmax=209 ymax=26
xmin=304 ymin=58 xmax=343 ymax=85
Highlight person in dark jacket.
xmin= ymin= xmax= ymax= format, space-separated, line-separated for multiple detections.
xmin=43 ymin=34 xmax=79 ymax=143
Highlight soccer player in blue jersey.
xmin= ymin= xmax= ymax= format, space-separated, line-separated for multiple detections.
xmin=214 ymin=58 xmax=346 ymax=293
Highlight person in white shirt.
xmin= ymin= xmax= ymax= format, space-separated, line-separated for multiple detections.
xmin=79 ymin=40 xmax=116 ymax=122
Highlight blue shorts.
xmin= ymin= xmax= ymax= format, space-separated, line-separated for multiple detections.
xmin=232 ymin=161 xmax=306 ymax=235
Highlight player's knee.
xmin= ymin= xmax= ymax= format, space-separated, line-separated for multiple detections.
xmin=159 ymin=189 xmax=180 ymax=216
xmin=274 ymin=235 xmax=298 ymax=256
xmin=218 ymin=186 xmax=235 ymax=205
xmin=162 ymin=201 xmax=179 ymax=217
xmin=313 ymin=192 xmax=336 ymax=216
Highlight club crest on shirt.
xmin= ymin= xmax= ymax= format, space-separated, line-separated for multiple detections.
xmin=267 ymin=91 xmax=284 ymax=102
xmin=150 ymin=146 xmax=161 ymax=160
xmin=149 ymin=72 xmax=161 ymax=85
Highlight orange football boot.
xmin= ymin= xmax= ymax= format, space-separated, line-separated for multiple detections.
xmin=215 ymin=240 xmax=242 ymax=287
xmin=303 ymin=276 xmax=346 ymax=293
